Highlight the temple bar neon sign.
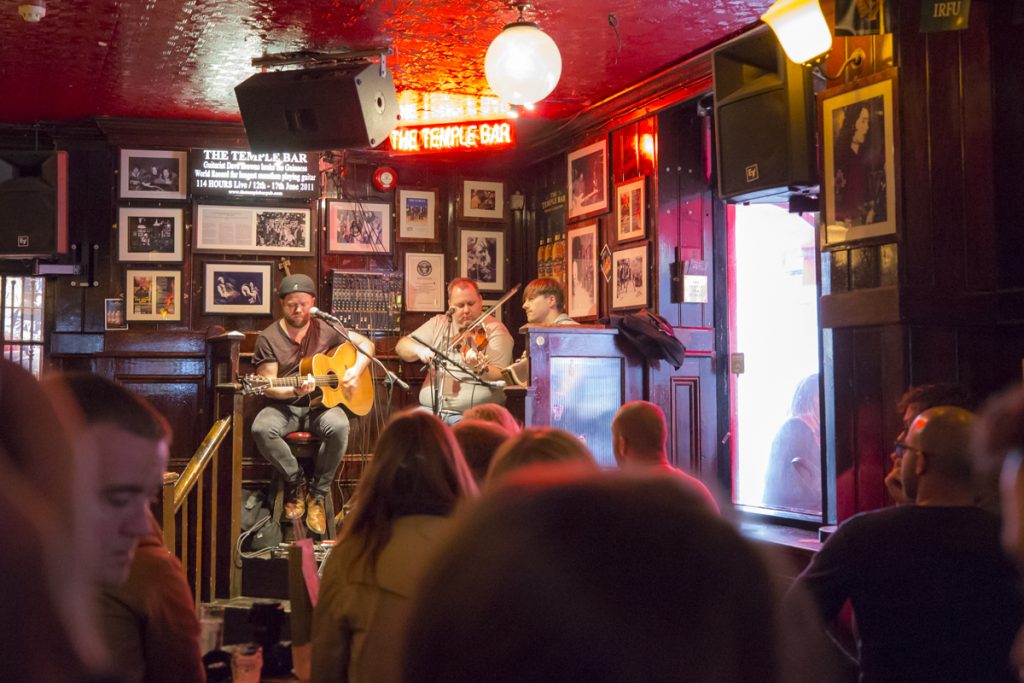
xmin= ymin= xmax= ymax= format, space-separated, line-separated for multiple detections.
xmin=388 ymin=120 xmax=515 ymax=153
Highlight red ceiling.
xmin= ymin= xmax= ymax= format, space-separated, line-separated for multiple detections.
xmin=0 ymin=0 xmax=770 ymax=126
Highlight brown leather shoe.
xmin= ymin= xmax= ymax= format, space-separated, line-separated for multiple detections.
xmin=306 ymin=495 xmax=326 ymax=535
xmin=284 ymin=481 xmax=306 ymax=520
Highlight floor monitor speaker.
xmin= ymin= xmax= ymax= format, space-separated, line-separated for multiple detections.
xmin=235 ymin=63 xmax=400 ymax=153
xmin=712 ymin=26 xmax=818 ymax=203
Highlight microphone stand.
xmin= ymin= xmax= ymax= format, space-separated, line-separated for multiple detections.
xmin=314 ymin=313 xmax=410 ymax=393
xmin=411 ymin=334 xmax=505 ymax=391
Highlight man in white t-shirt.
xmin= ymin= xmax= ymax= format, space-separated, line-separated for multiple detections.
xmin=396 ymin=277 xmax=513 ymax=422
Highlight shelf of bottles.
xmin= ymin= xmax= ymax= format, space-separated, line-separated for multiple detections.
xmin=536 ymin=228 xmax=567 ymax=288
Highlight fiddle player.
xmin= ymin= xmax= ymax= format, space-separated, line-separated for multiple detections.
xmin=251 ymin=274 xmax=375 ymax=536
xmin=396 ymin=277 xmax=513 ymax=423
xmin=482 ymin=277 xmax=577 ymax=386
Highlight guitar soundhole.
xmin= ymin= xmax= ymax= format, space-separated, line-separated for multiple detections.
xmin=327 ymin=373 xmax=339 ymax=389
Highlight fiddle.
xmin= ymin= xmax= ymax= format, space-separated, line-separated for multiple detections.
xmin=458 ymin=324 xmax=489 ymax=370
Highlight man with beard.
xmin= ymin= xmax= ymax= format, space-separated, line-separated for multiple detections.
xmin=251 ymin=274 xmax=374 ymax=535
xmin=396 ymin=277 xmax=512 ymax=423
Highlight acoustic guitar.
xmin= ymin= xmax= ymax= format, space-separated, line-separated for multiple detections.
xmin=241 ymin=343 xmax=374 ymax=416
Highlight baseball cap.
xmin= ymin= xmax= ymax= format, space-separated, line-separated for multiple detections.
xmin=279 ymin=274 xmax=316 ymax=298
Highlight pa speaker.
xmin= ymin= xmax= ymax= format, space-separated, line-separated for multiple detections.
xmin=0 ymin=151 xmax=68 ymax=258
xmin=235 ymin=63 xmax=400 ymax=153
xmin=712 ymin=26 xmax=818 ymax=203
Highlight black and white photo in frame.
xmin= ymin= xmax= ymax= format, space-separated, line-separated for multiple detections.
xmin=459 ymin=228 xmax=505 ymax=292
xmin=118 ymin=206 xmax=184 ymax=262
xmin=568 ymin=220 xmax=599 ymax=319
xmin=611 ymin=242 xmax=649 ymax=310
xmin=119 ymin=149 xmax=187 ymax=200
xmin=327 ymin=200 xmax=392 ymax=254
xmin=567 ymin=139 xmax=609 ymax=220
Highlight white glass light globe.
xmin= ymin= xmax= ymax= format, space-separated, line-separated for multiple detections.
xmin=485 ymin=22 xmax=562 ymax=106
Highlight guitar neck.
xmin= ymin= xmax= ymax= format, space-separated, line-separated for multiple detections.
xmin=268 ymin=374 xmax=338 ymax=389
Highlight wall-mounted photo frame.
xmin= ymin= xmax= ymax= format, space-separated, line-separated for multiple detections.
xmin=117 ymin=206 xmax=184 ymax=262
xmin=194 ymin=204 xmax=312 ymax=255
xmin=615 ymin=176 xmax=646 ymax=242
xmin=460 ymin=179 xmax=505 ymax=221
xmin=202 ymin=261 xmax=272 ymax=316
xmin=459 ymin=228 xmax=505 ymax=292
xmin=405 ymin=252 xmax=445 ymax=312
xmin=104 ymin=298 xmax=127 ymax=331
xmin=119 ymin=149 xmax=187 ymax=200
xmin=326 ymin=199 xmax=392 ymax=254
xmin=611 ymin=242 xmax=649 ymax=310
xmin=568 ymin=220 xmax=599 ymax=320
xmin=482 ymin=298 xmax=504 ymax=324
xmin=821 ymin=70 xmax=898 ymax=245
xmin=126 ymin=269 xmax=182 ymax=321
xmin=567 ymin=139 xmax=609 ymax=220
xmin=397 ymin=188 xmax=439 ymax=242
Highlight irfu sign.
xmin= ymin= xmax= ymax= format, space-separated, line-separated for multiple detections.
xmin=920 ymin=0 xmax=970 ymax=32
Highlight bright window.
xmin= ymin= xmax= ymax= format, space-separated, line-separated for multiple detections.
xmin=3 ymin=276 xmax=45 ymax=377
xmin=730 ymin=204 xmax=822 ymax=517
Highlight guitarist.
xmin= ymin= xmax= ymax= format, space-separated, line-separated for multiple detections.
xmin=251 ymin=274 xmax=375 ymax=535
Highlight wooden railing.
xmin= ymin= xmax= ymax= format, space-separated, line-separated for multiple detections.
xmin=162 ymin=416 xmax=231 ymax=606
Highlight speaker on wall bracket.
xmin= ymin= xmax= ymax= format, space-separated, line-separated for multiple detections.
xmin=712 ymin=25 xmax=820 ymax=203
xmin=235 ymin=62 xmax=400 ymax=153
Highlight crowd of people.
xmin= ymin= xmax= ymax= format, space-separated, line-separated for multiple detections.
xmin=9 ymin=335 xmax=1024 ymax=681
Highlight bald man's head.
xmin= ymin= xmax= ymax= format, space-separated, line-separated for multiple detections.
xmin=612 ymin=401 xmax=667 ymax=466
xmin=902 ymin=406 xmax=975 ymax=500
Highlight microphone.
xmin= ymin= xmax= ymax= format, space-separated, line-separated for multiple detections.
xmin=445 ymin=306 xmax=456 ymax=319
xmin=309 ymin=306 xmax=342 ymax=324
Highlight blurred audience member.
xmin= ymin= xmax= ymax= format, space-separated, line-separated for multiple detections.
xmin=486 ymin=427 xmax=597 ymax=486
xmin=61 ymin=372 xmax=205 ymax=683
xmin=884 ymin=383 xmax=973 ymax=504
xmin=613 ymin=400 xmax=719 ymax=512
xmin=463 ymin=402 xmax=521 ymax=434
xmin=312 ymin=411 xmax=477 ymax=682
xmin=763 ymin=374 xmax=821 ymax=513
xmin=404 ymin=468 xmax=838 ymax=683
xmin=453 ymin=418 xmax=511 ymax=484
xmin=0 ymin=361 xmax=106 ymax=681
xmin=794 ymin=407 xmax=1021 ymax=683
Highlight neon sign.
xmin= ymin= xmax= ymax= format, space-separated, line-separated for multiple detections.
xmin=388 ymin=120 xmax=515 ymax=153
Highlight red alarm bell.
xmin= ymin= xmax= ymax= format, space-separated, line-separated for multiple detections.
xmin=373 ymin=166 xmax=398 ymax=192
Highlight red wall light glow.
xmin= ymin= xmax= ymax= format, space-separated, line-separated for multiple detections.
xmin=388 ymin=120 xmax=515 ymax=153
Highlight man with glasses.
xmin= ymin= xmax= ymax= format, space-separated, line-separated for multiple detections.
xmin=793 ymin=406 xmax=1021 ymax=683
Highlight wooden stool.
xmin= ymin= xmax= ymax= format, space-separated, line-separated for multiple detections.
xmin=269 ymin=431 xmax=337 ymax=540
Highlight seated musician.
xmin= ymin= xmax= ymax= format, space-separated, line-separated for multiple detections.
xmin=395 ymin=277 xmax=513 ymax=424
xmin=482 ymin=277 xmax=577 ymax=387
xmin=251 ymin=274 xmax=374 ymax=535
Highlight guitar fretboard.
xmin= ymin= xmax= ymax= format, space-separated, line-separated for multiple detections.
xmin=268 ymin=374 xmax=339 ymax=388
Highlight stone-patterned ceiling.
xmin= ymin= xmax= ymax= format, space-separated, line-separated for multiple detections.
xmin=0 ymin=0 xmax=770 ymax=125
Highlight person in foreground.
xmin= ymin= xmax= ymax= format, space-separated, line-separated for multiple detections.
xmin=403 ymin=466 xmax=838 ymax=683
xmin=793 ymin=406 xmax=1022 ymax=683
xmin=311 ymin=411 xmax=477 ymax=682
xmin=612 ymin=400 xmax=719 ymax=512
xmin=61 ymin=372 xmax=205 ymax=683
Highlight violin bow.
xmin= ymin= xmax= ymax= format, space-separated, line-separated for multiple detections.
xmin=445 ymin=282 xmax=521 ymax=354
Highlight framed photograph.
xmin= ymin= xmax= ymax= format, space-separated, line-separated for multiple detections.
xmin=202 ymin=261 xmax=272 ymax=316
xmin=459 ymin=228 xmax=505 ymax=292
xmin=615 ymin=177 xmax=646 ymax=242
xmin=611 ymin=242 xmax=649 ymax=310
xmin=117 ymin=206 xmax=184 ymax=262
xmin=568 ymin=221 xmax=599 ymax=320
xmin=104 ymin=298 xmax=127 ymax=330
xmin=397 ymin=188 xmax=438 ymax=241
xmin=482 ymin=299 xmax=504 ymax=324
xmin=126 ymin=269 xmax=182 ymax=321
xmin=405 ymin=252 xmax=445 ymax=312
xmin=567 ymin=139 xmax=609 ymax=220
xmin=821 ymin=71 xmax=897 ymax=245
xmin=326 ymin=200 xmax=392 ymax=254
xmin=194 ymin=204 xmax=312 ymax=255
xmin=460 ymin=179 xmax=504 ymax=221
xmin=120 ymin=149 xmax=187 ymax=200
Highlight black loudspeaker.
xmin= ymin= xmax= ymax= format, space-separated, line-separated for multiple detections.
xmin=0 ymin=151 xmax=68 ymax=257
xmin=712 ymin=26 xmax=818 ymax=203
xmin=234 ymin=63 xmax=400 ymax=153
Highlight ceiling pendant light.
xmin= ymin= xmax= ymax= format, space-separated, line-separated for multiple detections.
xmin=485 ymin=3 xmax=562 ymax=106
xmin=761 ymin=0 xmax=832 ymax=65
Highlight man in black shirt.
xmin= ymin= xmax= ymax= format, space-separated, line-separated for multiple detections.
xmin=251 ymin=274 xmax=374 ymax=535
xmin=793 ymin=406 xmax=1022 ymax=683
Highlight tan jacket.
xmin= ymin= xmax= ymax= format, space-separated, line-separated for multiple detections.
xmin=311 ymin=515 xmax=453 ymax=683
